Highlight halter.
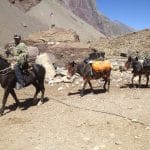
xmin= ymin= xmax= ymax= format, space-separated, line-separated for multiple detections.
xmin=68 ymin=63 xmax=77 ymax=77
xmin=125 ymin=61 xmax=131 ymax=69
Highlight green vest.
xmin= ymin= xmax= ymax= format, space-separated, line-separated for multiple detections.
xmin=12 ymin=43 xmax=28 ymax=64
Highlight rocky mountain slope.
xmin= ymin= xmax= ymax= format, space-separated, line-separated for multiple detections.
xmin=58 ymin=0 xmax=134 ymax=36
xmin=91 ymin=29 xmax=150 ymax=56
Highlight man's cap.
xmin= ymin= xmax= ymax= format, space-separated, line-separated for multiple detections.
xmin=14 ymin=34 xmax=21 ymax=39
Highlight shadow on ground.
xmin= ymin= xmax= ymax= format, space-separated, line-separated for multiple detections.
xmin=120 ymin=83 xmax=150 ymax=88
xmin=4 ymin=97 xmax=49 ymax=115
xmin=68 ymin=88 xmax=107 ymax=96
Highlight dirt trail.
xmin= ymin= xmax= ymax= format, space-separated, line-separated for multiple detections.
xmin=0 ymin=81 xmax=150 ymax=150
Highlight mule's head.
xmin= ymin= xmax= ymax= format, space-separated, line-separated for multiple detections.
xmin=66 ymin=61 xmax=76 ymax=78
xmin=125 ymin=56 xmax=138 ymax=70
xmin=0 ymin=55 xmax=10 ymax=70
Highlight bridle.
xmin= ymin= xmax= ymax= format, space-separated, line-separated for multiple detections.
xmin=125 ymin=58 xmax=133 ymax=70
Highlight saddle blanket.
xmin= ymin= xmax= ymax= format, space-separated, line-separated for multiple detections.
xmin=91 ymin=60 xmax=112 ymax=72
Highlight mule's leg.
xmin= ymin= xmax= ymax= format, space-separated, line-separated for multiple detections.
xmin=88 ymin=81 xmax=94 ymax=93
xmin=105 ymin=71 xmax=111 ymax=92
xmin=131 ymin=74 xmax=135 ymax=87
xmin=41 ymin=85 xmax=45 ymax=102
xmin=146 ymin=75 xmax=149 ymax=87
xmin=105 ymin=70 xmax=111 ymax=92
xmin=138 ymin=74 xmax=142 ymax=88
xmin=103 ymin=77 xmax=107 ymax=91
xmin=37 ymin=84 xmax=45 ymax=106
xmin=32 ymin=83 xmax=40 ymax=105
xmin=0 ymin=88 xmax=10 ymax=115
xmin=81 ymin=80 xmax=88 ymax=97
xmin=10 ymin=89 xmax=20 ymax=107
xmin=107 ymin=77 xmax=110 ymax=92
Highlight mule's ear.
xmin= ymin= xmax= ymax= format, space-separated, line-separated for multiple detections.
xmin=72 ymin=61 xmax=76 ymax=66
xmin=69 ymin=61 xmax=75 ymax=67
xmin=128 ymin=56 xmax=132 ymax=61
xmin=135 ymin=57 xmax=138 ymax=61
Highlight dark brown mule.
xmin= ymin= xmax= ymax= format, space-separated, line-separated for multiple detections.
xmin=125 ymin=56 xmax=150 ymax=87
xmin=67 ymin=61 xmax=112 ymax=97
xmin=0 ymin=55 xmax=45 ymax=115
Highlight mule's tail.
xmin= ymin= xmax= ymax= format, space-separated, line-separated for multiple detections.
xmin=33 ymin=64 xmax=46 ymax=85
xmin=32 ymin=64 xmax=46 ymax=104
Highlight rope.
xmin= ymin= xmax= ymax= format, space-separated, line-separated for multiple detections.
xmin=48 ymin=95 xmax=149 ymax=127
xmin=0 ymin=69 xmax=13 ymax=76
xmin=0 ymin=66 xmax=11 ymax=73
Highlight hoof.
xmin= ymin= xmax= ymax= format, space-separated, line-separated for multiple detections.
xmin=37 ymin=101 xmax=43 ymax=106
xmin=16 ymin=102 xmax=21 ymax=108
xmin=32 ymin=101 xmax=37 ymax=106
xmin=0 ymin=109 xmax=4 ymax=116
xmin=80 ymin=92 xmax=84 ymax=97
xmin=91 ymin=89 xmax=94 ymax=94
xmin=129 ymin=84 xmax=134 ymax=88
xmin=103 ymin=88 xmax=107 ymax=91
xmin=68 ymin=92 xmax=71 ymax=96
xmin=107 ymin=89 xmax=109 ymax=92
xmin=0 ymin=114 xmax=3 ymax=117
xmin=80 ymin=89 xmax=84 ymax=97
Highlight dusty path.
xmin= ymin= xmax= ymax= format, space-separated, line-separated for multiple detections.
xmin=0 ymin=81 xmax=150 ymax=150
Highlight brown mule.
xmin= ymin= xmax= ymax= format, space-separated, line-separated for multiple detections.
xmin=67 ymin=60 xmax=112 ymax=97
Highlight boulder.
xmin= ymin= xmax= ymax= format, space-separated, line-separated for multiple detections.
xmin=35 ymin=53 xmax=56 ymax=80
xmin=27 ymin=46 xmax=40 ymax=62
xmin=28 ymin=28 xmax=80 ymax=43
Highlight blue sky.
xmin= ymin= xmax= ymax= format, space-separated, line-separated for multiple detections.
xmin=96 ymin=0 xmax=150 ymax=30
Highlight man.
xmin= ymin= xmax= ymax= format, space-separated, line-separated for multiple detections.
xmin=12 ymin=34 xmax=28 ymax=89
xmin=88 ymin=48 xmax=105 ymax=61
xmin=84 ymin=48 xmax=105 ymax=76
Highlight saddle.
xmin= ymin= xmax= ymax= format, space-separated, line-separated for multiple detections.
xmin=20 ymin=61 xmax=33 ymax=75
xmin=91 ymin=60 xmax=112 ymax=72
xmin=15 ymin=64 xmax=36 ymax=90
xmin=19 ymin=62 xmax=36 ymax=86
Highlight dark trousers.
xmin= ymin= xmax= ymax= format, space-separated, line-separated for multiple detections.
xmin=14 ymin=64 xmax=25 ymax=86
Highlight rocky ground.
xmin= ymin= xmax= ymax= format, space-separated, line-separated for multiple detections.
xmin=0 ymin=67 xmax=150 ymax=150
xmin=1 ymin=34 xmax=150 ymax=149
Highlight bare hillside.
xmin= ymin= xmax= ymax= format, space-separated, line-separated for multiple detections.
xmin=8 ymin=0 xmax=133 ymax=37
xmin=8 ymin=0 xmax=42 ymax=11
xmin=0 ymin=0 xmax=48 ymax=46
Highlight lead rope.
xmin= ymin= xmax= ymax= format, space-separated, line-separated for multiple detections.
xmin=0 ymin=66 xmax=13 ymax=75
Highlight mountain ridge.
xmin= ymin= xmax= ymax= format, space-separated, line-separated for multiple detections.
xmin=58 ymin=0 xmax=135 ymax=36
